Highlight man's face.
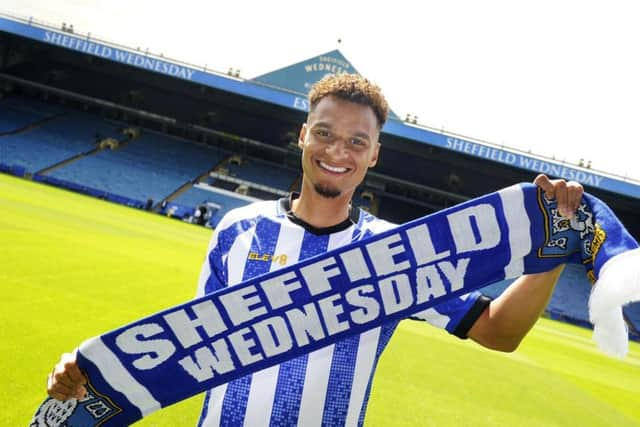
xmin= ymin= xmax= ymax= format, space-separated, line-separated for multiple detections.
xmin=299 ymin=95 xmax=380 ymax=199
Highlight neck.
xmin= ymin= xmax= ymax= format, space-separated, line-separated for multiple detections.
xmin=292 ymin=180 xmax=354 ymax=228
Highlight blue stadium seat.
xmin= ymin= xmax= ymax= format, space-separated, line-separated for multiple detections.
xmin=0 ymin=95 xmax=82 ymax=133
xmin=0 ymin=111 xmax=121 ymax=173
xmin=0 ymin=103 xmax=48 ymax=133
xmin=225 ymin=157 xmax=298 ymax=191
xmin=48 ymin=132 xmax=228 ymax=203
xmin=1 ymin=96 xmax=67 ymax=116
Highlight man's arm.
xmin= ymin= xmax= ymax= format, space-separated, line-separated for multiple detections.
xmin=467 ymin=174 xmax=584 ymax=352
xmin=468 ymin=264 xmax=564 ymax=351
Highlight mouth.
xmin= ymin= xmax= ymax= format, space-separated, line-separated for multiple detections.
xmin=318 ymin=161 xmax=350 ymax=174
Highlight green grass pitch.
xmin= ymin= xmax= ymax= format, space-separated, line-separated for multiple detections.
xmin=1 ymin=173 xmax=639 ymax=426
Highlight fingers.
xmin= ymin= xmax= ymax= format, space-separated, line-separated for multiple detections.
xmin=533 ymin=174 xmax=584 ymax=218
xmin=560 ymin=181 xmax=584 ymax=218
xmin=533 ymin=174 xmax=555 ymax=198
xmin=47 ymin=373 xmax=86 ymax=401
xmin=65 ymin=356 xmax=86 ymax=386
xmin=567 ymin=183 xmax=583 ymax=213
xmin=554 ymin=180 xmax=569 ymax=218
xmin=47 ymin=351 xmax=87 ymax=401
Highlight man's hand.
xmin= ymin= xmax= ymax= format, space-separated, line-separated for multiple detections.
xmin=533 ymin=174 xmax=584 ymax=218
xmin=47 ymin=351 xmax=87 ymax=401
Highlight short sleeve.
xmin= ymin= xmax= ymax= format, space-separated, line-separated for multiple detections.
xmin=410 ymin=291 xmax=492 ymax=339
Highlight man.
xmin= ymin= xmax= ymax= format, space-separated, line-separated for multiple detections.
xmin=47 ymin=74 xmax=583 ymax=426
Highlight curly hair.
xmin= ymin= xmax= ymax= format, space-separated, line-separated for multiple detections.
xmin=308 ymin=73 xmax=389 ymax=128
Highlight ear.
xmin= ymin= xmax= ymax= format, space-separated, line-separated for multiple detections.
xmin=368 ymin=141 xmax=381 ymax=168
xmin=298 ymin=124 xmax=307 ymax=149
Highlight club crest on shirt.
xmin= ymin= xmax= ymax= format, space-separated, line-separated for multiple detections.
xmin=536 ymin=189 xmax=595 ymax=260
xmin=30 ymin=382 xmax=122 ymax=427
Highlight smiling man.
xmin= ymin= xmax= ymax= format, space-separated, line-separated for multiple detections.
xmin=48 ymin=73 xmax=583 ymax=426
xmin=190 ymin=75 xmax=582 ymax=426
xmin=291 ymin=77 xmax=384 ymax=228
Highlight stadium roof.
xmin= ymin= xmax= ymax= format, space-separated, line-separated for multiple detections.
xmin=252 ymin=49 xmax=400 ymax=120
xmin=253 ymin=49 xmax=359 ymax=96
xmin=1 ymin=12 xmax=639 ymax=200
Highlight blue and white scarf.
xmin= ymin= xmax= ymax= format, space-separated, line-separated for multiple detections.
xmin=31 ymin=183 xmax=640 ymax=427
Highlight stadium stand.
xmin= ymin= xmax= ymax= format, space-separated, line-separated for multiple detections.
xmin=483 ymin=265 xmax=590 ymax=322
xmin=224 ymin=155 xmax=298 ymax=192
xmin=0 ymin=98 xmax=53 ymax=132
xmin=0 ymin=95 xmax=67 ymax=130
xmin=547 ymin=265 xmax=593 ymax=322
xmin=166 ymin=184 xmax=260 ymax=227
xmin=45 ymin=131 xmax=229 ymax=206
xmin=352 ymin=189 xmax=375 ymax=212
xmin=206 ymin=166 xmax=290 ymax=196
xmin=0 ymin=98 xmax=122 ymax=174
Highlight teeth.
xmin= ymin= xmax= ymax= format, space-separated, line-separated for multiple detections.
xmin=319 ymin=162 xmax=347 ymax=173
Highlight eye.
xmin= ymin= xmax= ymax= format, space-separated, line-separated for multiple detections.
xmin=351 ymin=138 xmax=366 ymax=146
xmin=315 ymin=129 xmax=331 ymax=138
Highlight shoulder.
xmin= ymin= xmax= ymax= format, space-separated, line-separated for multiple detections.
xmin=216 ymin=199 xmax=280 ymax=230
xmin=357 ymin=209 xmax=397 ymax=235
xmin=209 ymin=200 xmax=280 ymax=247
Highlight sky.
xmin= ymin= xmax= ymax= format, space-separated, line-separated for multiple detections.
xmin=4 ymin=0 xmax=640 ymax=181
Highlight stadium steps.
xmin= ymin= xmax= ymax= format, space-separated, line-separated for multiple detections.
xmin=158 ymin=179 xmax=200 ymax=211
xmin=0 ymin=112 xmax=66 ymax=137
xmin=36 ymin=145 xmax=103 ymax=175
xmin=157 ymin=155 xmax=231 ymax=211
xmin=35 ymin=132 xmax=134 ymax=176
xmin=35 ymin=128 xmax=140 ymax=179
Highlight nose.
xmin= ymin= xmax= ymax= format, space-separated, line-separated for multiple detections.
xmin=325 ymin=139 xmax=348 ymax=160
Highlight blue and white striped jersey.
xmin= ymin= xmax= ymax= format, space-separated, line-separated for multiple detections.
xmin=196 ymin=196 xmax=488 ymax=427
